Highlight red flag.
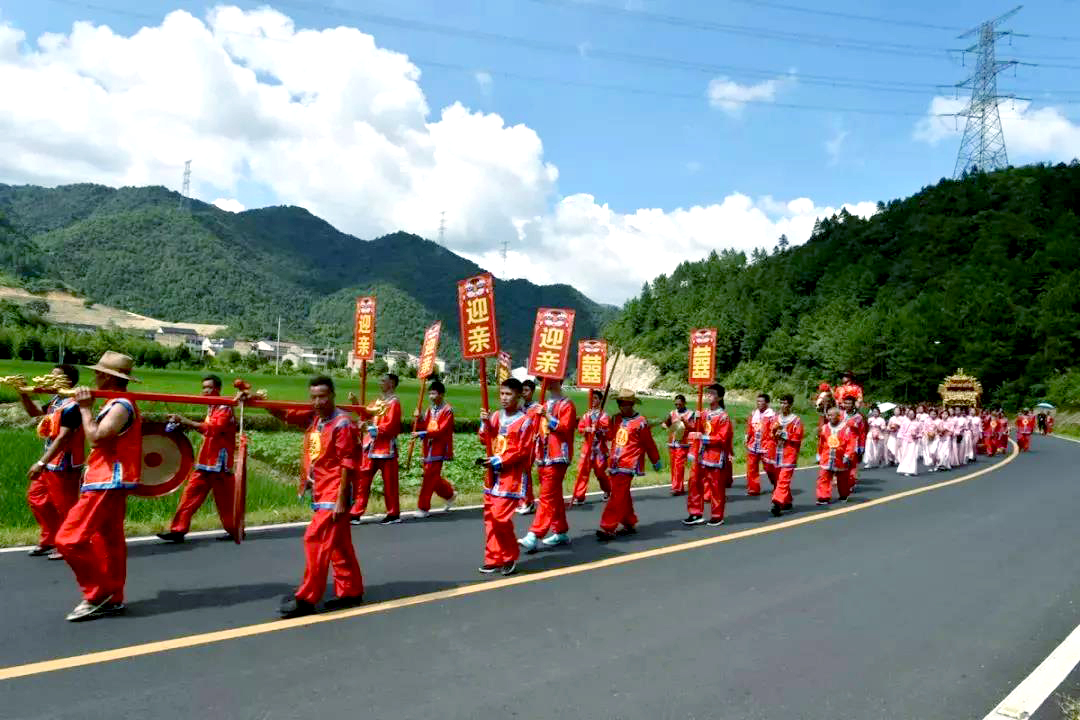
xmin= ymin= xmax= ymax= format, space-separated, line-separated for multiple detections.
xmin=457 ymin=273 xmax=499 ymax=359
xmin=417 ymin=322 xmax=442 ymax=379
xmin=576 ymin=339 xmax=608 ymax=389
xmin=353 ymin=296 xmax=377 ymax=362
xmin=688 ymin=328 xmax=717 ymax=385
xmin=528 ymin=308 xmax=576 ymax=380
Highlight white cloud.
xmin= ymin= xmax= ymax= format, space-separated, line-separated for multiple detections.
xmin=0 ymin=7 xmax=871 ymax=306
xmin=825 ymin=129 xmax=848 ymax=166
xmin=212 ymin=197 xmax=244 ymax=212
xmin=915 ymin=96 xmax=1080 ymax=161
xmin=707 ymin=74 xmax=794 ymax=115
xmin=474 ymin=70 xmax=492 ymax=94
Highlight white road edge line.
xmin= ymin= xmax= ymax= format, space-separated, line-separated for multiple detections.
xmin=983 ymin=622 xmax=1080 ymax=720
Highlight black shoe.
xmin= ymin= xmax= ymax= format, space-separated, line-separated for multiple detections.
xmin=216 ymin=533 xmax=236 ymax=542
xmin=770 ymin=502 xmax=783 ymax=517
xmin=595 ymin=529 xmax=615 ymax=542
xmin=323 ymin=595 xmax=364 ymax=611
xmin=670 ymin=490 xmax=687 ymax=497
xmin=478 ymin=564 xmax=500 ymax=574
xmin=707 ymin=517 xmax=725 ymax=527
xmin=682 ymin=514 xmax=705 ymax=526
xmin=379 ymin=515 xmax=402 ymax=525
xmin=500 ymin=562 xmax=517 ymax=576
xmin=156 ymin=532 xmax=186 ymax=544
xmin=101 ymin=601 xmax=126 ymax=617
xmin=782 ymin=502 xmax=793 ymax=511
xmin=615 ymin=526 xmax=638 ymax=537
xmin=279 ymin=597 xmax=317 ymax=618
xmin=28 ymin=545 xmax=54 ymax=557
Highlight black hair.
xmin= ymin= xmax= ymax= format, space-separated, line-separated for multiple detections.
xmin=674 ymin=394 xmax=686 ymax=402
xmin=202 ymin=373 xmax=223 ymax=390
xmin=54 ymin=364 xmax=79 ymax=386
xmin=591 ymin=389 xmax=603 ymax=400
xmin=309 ymin=375 xmax=335 ymax=393
xmin=429 ymin=380 xmax=446 ymax=394
xmin=522 ymin=379 xmax=536 ymax=391
xmin=502 ymin=378 xmax=523 ymax=393
xmin=758 ymin=393 xmax=770 ymax=403
xmin=705 ymin=383 xmax=726 ymax=409
xmin=779 ymin=393 xmax=794 ymax=404
xmin=385 ymin=373 xmax=399 ymax=388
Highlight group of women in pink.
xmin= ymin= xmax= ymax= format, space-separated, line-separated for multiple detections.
xmin=863 ymin=405 xmax=989 ymax=477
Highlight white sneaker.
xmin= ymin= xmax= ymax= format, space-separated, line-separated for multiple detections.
xmin=541 ymin=532 xmax=570 ymax=547
xmin=415 ymin=509 xmax=430 ymax=519
xmin=518 ymin=532 xmax=539 ymax=553
xmin=66 ymin=595 xmax=112 ymax=622
xmin=444 ymin=495 xmax=455 ymax=512
xmin=515 ymin=502 xmax=536 ymax=516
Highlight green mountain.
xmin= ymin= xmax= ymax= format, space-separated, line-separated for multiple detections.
xmin=605 ymin=163 xmax=1080 ymax=408
xmin=0 ymin=183 xmax=615 ymax=365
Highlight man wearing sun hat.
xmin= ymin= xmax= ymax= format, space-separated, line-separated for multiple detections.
xmin=55 ymin=351 xmax=141 ymax=622
xmin=596 ymin=388 xmax=660 ymax=541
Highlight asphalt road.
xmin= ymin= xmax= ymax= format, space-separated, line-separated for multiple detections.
xmin=1 ymin=435 xmax=1077 ymax=720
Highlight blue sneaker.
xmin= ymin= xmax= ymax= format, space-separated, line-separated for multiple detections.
xmin=541 ymin=532 xmax=570 ymax=547
xmin=517 ymin=532 xmax=539 ymax=554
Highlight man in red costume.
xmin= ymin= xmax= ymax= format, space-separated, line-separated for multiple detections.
xmin=411 ymin=379 xmax=456 ymax=518
xmin=351 ymin=373 xmax=402 ymax=524
xmin=519 ymin=377 xmax=577 ymax=552
xmin=478 ymin=378 xmax=535 ymax=575
xmin=1015 ymin=408 xmax=1035 ymax=452
xmin=992 ymin=409 xmax=1009 ymax=455
xmin=833 ymin=371 xmax=863 ymax=407
xmin=56 ymin=352 xmax=140 ymax=622
xmin=661 ymin=394 xmax=695 ymax=496
xmin=841 ymin=395 xmax=867 ymax=493
xmin=745 ymin=393 xmax=777 ymax=496
xmin=157 ymin=374 xmax=240 ymax=543
xmin=265 ymin=376 xmax=364 ymax=618
xmin=816 ymin=405 xmax=858 ymax=505
xmin=18 ymin=364 xmax=84 ymax=561
xmin=572 ymin=389 xmax=611 ymax=505
xmin=596 ymin=388 xmax=660 ymax=541
xmin=768 ymin=393 xmax=804 ymax=517
xmin=684 ymin=383 xmax=732 ymax=527
xmin=516 ymin=379 xmax=539 ymax=515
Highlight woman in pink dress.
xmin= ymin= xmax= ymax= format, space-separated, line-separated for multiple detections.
xmin=896 ymin=408 xmax=921 ymax=476
xmin=935 ymin=410 xmax=953 ymax=471
xmin=864 ymin=406 xmax=887 ymax=468
xmin=885 ymin=407 xmax=903 ymax=465
xmin=923 ymin=408 xmax=939 ymax=470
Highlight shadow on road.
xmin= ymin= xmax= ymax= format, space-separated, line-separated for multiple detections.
xmin=127 ymin=582 xmax=296 ymax=617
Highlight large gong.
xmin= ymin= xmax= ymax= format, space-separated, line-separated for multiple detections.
xmin=133 ymin=421 xmax=195 ymax=497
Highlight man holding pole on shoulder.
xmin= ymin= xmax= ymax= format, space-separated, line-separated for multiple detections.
xmin=572 ymin=389 xmax=611 ymax=505
xmin=56 ymin=352 xmax=140 ymax=622
xmin=519 ymin=376 xmax=576 ymax=553
xmin=596 ymin=388 xmax=661 ymax=541
xmin=411 ymin=379 xmax=456 ymax=517
xmin=516 ymin=378 xmax=539 ymax=516
xmin=350 ymin=373 xmax=402 ymax=524
xmin=259 ymin=376 xmax=364 ymax=618
xmin=685 ymin=383 xmax=732 ymax=527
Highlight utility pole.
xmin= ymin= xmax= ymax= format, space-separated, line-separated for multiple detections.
xmin=438 ymin=211 xmax=446 ymax=246
xmin=952 ymin=6 xmax=1024 ymax=178
xmin=179 ymin=160 xmax=192 ymax=210
xmin=501 ymin=238 xmax=509 ymax=278
xmin=275 ymin=316 xmax=282 ymax=375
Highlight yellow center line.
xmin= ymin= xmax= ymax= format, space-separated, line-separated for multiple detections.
xmin=0 ymin=443 xmax=1022 ymax=682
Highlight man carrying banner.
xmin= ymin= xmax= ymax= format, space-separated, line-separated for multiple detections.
xmin=661 ymin=394 xmax=695 ymax=496
xmin=572 ymin=389 xmax=611 ymax=505
xmin=260 ymin=376 xmax=364 ymax=617
xmin=350 ymin=373 xmax=403 ymax=524
xmin=411 ymin=379 xmax=456 ymax=517
xmin=519 ymin=377 xmax=576 ymax=553
xmin=478 ymin=378 xmax=535 ymax=575
xmin=597 ymin=389 xmax=661 ymax=541
xmin=685 ymin=383 xmax=731 ymax=527
xmin=157 ymin=374 xmax=240 ymax=543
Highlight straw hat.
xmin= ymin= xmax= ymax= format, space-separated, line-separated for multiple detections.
xmin=612 ymin=388 xmax=639 ymax=405
xmin=87 ymin=351 xmax=140 ymax=383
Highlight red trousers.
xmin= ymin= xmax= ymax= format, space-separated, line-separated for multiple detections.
xmin=668 ymin=446 xmax=689 ymax=493
xmin=27 ymin=468 xmax=79 ymax=547
xmin=599 ymin=474 xmax=638 ymax=533
xmin=688 ymin=465 xmax=726 ymax=521
xmin=572 ymin=452 xmax=610 ymax=501
xmin=994 ymin=435 xmax=1008 ymax=454
xmin=816 ymin=468 xmax=852 ymax=502
xmin=771 ymin=467 xmax=796 ymax=506
xmin=530 ymin=464 xmax=569 ymax=537
xmin=56 ymin=490 xmax=128 ymax=604
xmin=418 ymin=461 xmax=455 ymax=511
xmin=483 ymin=494 xmax=520 ymax=566
xmin=169 ymin=470 xmax=236 ymax=535
xmin=1017 ymin=435 xmax=1030 ymax=452
xmin=847 ymin=462 xmax=859 ymax=490
xmin=522 ymin=469 xmax=534 ymax=507
xmin=980 ymin=435 xmax=992 ymax=456
xmin=351 ymin=457 xmax=400 ymax=517
xmin=746 ymin=452 xmax=777 ymax=494
xmin=295 ymin=510 xmax=364 ymax=604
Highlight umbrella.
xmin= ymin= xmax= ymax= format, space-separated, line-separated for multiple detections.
xmin=1034 ymin=402 xmax=1055 ymax=410
xmin=877 ymin=401 xmax=897 ymax=415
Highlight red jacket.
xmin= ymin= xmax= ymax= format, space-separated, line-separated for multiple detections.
xmin=577 ymin=409 xmax=611 ymax=461
xmin=844 ymin=410 xmax=868 ymax=455
xmin=535 ymin=396 xmax=577 ymax=466
xmin=480 ymin=409 xmax=536 ymax=499
xmin=82 ymin=399 xmax=141 ymax=491
xmin=608 ymin=413 xmax=661 ymax=476
xmin=696 ymin=408 xmax=733 ymax=469
xmin=39 ymin=396 xmax=85 ymax=472
xmin=281 ymin=408 xmax=357 ymax=509
xmin=362 ymin=395 xmax=401 ymax=460
xmin=745 ymin=408 xmax=776 ymax=455
xmin=419 ymin=403 xmax=454 ymax=462
xmin=766 ymin=413 xmax=804 ymax=468
xmin=665 ymin=408 xmax=697 ymax=449
xmin=817 ymin=421 xmax=857 ymax=472
xmin=195 ymin=405 xmax=237 ymax=473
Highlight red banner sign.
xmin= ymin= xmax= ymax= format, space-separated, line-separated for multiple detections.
xmin=688 ymin=327 xmax=717 ymax=385
xmin=457 ymin=273 xmax=499 ymax=359
xmin=418 ymin=321 xmax=442 ymax=380
xmin=353 ymin=296 xmax=377 ymax=362
xmin=576 ymin=339 xmax=608 ymax=389
xmin=528 ymin=308 xmax=576 ymax=379
xmin=497 ymin=351 xmax=512 ymax=384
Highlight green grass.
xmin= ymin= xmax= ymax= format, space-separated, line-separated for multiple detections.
xmin=1 ymin=359 xmax=823 ymax=545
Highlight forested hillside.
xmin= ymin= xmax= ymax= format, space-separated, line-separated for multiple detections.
xmin=0 ymin=184 xmax=615 ymax=362
xmin=605 ymin=163 xmax=1080 ymax=408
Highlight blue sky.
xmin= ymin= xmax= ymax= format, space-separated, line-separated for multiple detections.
xmin=2 ymin=0 xmax=1079 ymax=301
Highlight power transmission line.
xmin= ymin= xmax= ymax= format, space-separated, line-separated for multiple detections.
xmin=179 ymin=160 xmax=191 ymax=211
